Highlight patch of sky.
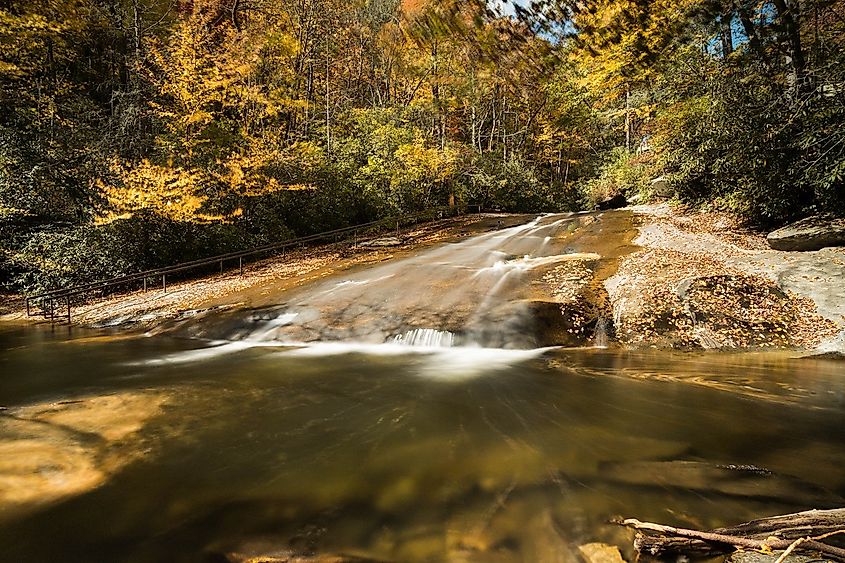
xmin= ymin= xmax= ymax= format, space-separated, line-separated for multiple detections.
xmin=488 ymin=0 xmax=575 ymax=41
xmin=706 ymin=4 xmax=776 ymax=57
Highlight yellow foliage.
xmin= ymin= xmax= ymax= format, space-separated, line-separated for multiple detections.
xmin=98 ymin=160 xmax=218 ymax=223
xmin=570 ymin=0 xmax=699 ymax=104
xmin=394 ymin=142 xmax=457 ymax=186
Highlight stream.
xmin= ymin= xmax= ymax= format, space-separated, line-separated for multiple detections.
xmin=1 ymin=213 xmax=844 ymax=562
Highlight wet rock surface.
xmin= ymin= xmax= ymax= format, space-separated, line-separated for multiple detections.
xmin=766 ymin=214 xmax=845 ymax=251
xmin=164 ymin=213 xmax=626 ymax=350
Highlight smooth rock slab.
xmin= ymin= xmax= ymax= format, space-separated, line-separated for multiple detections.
xmin=767 ymin=215 xmax=845 ymax=251
xmin=358 ymin=236 xmax=403 ymax=248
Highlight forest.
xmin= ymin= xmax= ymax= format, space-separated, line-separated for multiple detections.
xmin=1 ymin=0 xmax=843 ymax=293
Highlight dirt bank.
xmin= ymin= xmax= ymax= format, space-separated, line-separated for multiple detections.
xmin=606 ymin=205 xmax=843 ymax=351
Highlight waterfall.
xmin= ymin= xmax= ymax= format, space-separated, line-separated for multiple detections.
xmin=180 ymin=214 xmax=589 ymax=352
xmin=137 ymin=213 xmax=596 ymax=370
xmin=392 ymin=329 xmax=455 ymax=348
xmin=593 ymin=317 xmax=609 ymax=348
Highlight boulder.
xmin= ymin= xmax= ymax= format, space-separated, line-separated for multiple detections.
xmin=767 ymin=215 xmax=845 ymax=251
xmin=650 ymin=177 xmax=672 ymax=198
xmin=597 ymin=194 xmax=627 ymax=210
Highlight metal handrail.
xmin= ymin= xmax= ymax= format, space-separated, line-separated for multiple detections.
xmin=26 ymin=204 xmax=480 ymax=322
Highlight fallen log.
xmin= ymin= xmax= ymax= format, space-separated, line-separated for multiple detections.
xmin=613 ymin=509 xmax=845 ymax=561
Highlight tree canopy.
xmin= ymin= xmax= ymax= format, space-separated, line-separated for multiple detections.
xmin=2 ymin=0 xmax=843 ymax=291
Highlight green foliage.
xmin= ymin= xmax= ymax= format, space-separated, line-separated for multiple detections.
xmin=582 ymin=148 xmax=653 ymax=206
xmin=10 ymin=226 xmax=134 ymax=294
xmin=8 ymin=213 xmax=249 ymax=293
xmin=465 ymin=154 xmax=576 ymax=212
xmin=654 ymin=45 xmax=845 ymax=225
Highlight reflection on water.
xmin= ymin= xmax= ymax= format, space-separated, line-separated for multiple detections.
xmin=0 ymin=324 xmax=844 ymax=562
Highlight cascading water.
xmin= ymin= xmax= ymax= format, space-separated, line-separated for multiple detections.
xmin=593 ymin=317 xmax=609 ymax=348
xmin=392 ymin=328 xmax=455 ymax=348
xmin=221 ymin=215 xmax=578 ymax=348
xmin=151 ymin=213 xmax=601 ymax=370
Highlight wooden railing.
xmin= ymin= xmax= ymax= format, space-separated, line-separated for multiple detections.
xmin=26 ymin=205 xmax=481 ymax=323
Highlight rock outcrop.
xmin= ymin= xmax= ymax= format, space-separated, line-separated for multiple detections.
xmin=597 ymin=194 xmax=628 ymax=210
xmin=767 ymin=215 xmax=845 ymax=251
xmin=606 ymin=208 xmax=841 ymax=350
xmin=650 ymin=177 xmax=672 ymax=198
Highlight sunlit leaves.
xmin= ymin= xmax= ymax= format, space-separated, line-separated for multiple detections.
xmin=99 ymin=159 xmax=212 ymax=223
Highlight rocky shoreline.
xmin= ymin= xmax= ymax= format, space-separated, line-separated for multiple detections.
xmin=604 ymin=205 xmax=844 ymax=354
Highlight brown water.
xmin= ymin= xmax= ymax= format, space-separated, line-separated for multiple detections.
xmin=1 ymin=214 xmax=844 ymax=562
xmin=1 ymin=324 xmax=845 ymax=562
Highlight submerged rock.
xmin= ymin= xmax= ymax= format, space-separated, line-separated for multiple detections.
xmin=578 ymin=543 xmax=627 ymax=563
xmin=222 ymin=546 xmax=385 ymax=563
xmin=598 ymin=460 xmax=842 ymax=506
xmin=767 ymin=215 xmax=845 ymax=251
xmin=0 ymin=391 xmax=168 ymax=516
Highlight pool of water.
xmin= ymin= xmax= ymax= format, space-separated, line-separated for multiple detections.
xmin=1 ymin=323 xmax=843 ymax=562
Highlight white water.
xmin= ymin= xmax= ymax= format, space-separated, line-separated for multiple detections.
xmin=141 ymin=214 xmax=593 ymax=375
xmin=392 ymin=328 xmax=455 ymax=348
xmin=593 ymin=317 xmax=609 ymax=349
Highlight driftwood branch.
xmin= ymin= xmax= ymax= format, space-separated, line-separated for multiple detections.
xmin=613 ymin=509 xmax=845 ymax=561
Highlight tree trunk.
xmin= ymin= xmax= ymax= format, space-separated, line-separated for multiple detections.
xmin=720 ymin=13 xmax=734 ymax=57
xmin=735 ymin=2 xmax=763 ymax=55
xmin=624 ymin=84 xmax=631 ymax=152
xmin=771 ymin=0 xmax=806 ymax=88
xmin=325 ymin=37 xmax=331 ymax=155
